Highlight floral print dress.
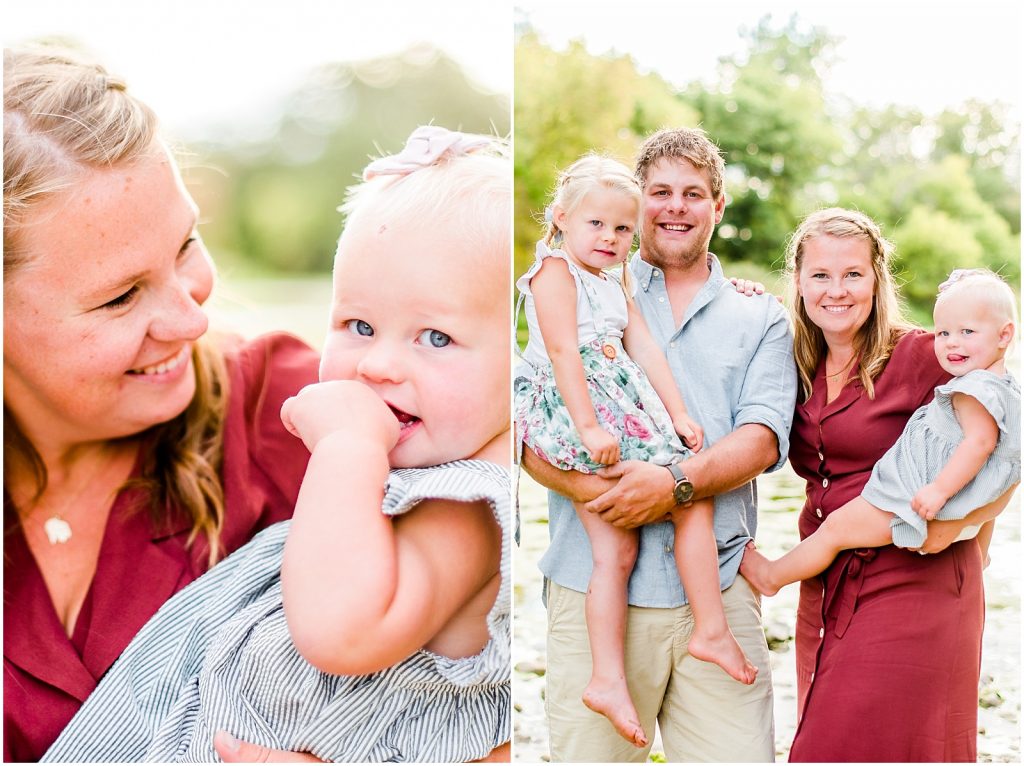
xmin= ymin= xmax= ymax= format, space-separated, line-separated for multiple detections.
xmin=514 ymin=242 xmax=686 ymax=474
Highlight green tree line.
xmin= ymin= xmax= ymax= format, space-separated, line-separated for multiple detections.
xmin=185 ymin=45 xmax=510 ymax=276
xmin=514 ymin=18 xmax=1020 ymax=322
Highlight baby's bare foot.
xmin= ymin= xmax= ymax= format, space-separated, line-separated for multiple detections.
xmin=688 ymin=629 xmax=758 ymax=685
xmin=738 ymin=542 xmax=781 ymax=597
xmin=582 ymin=679 xmax=648 ymax=748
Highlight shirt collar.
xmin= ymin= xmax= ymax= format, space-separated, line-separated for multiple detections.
xmin=630 ymin=251 xmax=725 ymax=293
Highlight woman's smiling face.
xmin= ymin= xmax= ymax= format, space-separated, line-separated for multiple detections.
xmin=796 ymin=234 xmax=876 ymax=348
xmin=3 ymin=148 xmax=214 ymax=452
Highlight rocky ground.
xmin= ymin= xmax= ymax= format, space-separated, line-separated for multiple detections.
xmin=513 ymin=467 xmax=1021 ymax=763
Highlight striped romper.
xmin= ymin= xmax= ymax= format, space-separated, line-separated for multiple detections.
xmin=861 ymin=369 xmax=1020 ymax=548
xmin=43 ymin=460 xmax=511 ymax=763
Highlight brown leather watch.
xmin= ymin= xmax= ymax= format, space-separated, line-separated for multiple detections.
xmin=666 ymin=462 xmax=694 ymax=505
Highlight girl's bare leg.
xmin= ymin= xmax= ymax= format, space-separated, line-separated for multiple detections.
xmin=574 ymin=504 xmax=648 ymax=748
xmin=671 ymin=499 xmax=757 ymax=685
xmin=740 ymin=496 xmax=893 ymax=596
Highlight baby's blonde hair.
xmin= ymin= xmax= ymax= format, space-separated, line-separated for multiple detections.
xmin=340 ymin=134 xmax=510 ymax=275
xmin=545 ymin=153 xmax=641 ymax=296
xmin=935 ymin=268 xmax=1018 ymax=329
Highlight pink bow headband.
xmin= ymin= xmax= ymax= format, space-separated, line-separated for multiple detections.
xmin=362 ymin=126 xmax=491 ymax=181
xmin=937 ymin=268 xmax=987 ymax=294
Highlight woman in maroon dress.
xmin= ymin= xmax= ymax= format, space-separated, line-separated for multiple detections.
xmin=778 ymin=208 xmax=1015 ymax=762
xmin=1 ymin=46 xmax=323 ymax=762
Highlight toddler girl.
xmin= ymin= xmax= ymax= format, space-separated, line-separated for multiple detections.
xmin=44 ymin=126 xmax=511 ymax=763
xmin=741 ymin=269 xmax=1020 ymax=595
xmin=514 ymin=155 xmax=756 ymax=749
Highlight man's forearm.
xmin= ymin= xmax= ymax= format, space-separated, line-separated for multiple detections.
xmin=685 ymin=423 xmax=779 ymax=500
xmin=520 ymin=445 xmax=616 ymax=503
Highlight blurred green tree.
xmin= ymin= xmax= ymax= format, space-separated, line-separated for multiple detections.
xmin=189 ymin=45 xmax=509 ymax=275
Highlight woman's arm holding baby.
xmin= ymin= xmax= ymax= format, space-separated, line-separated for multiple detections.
xmin=279 ymin=381 xmax=500 ymax=676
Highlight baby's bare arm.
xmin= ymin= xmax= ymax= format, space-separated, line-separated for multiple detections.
xmin=913 ymin=392 xmax=999 ymax=520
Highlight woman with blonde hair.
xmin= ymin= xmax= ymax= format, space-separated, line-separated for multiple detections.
xmin=767 ymin=207 xmax=1014 ymax=762
xmin=2 ymin=44 xmax=323 ymax=762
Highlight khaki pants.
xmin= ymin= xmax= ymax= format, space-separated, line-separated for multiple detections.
xmin=545 ymin=576 xmax=775 ymax=763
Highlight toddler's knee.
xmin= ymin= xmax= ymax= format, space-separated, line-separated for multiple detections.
xmin=591 ymin=536 xmax=638 ymax=577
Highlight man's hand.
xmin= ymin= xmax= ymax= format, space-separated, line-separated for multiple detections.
xmin=583 ymin=461 xmax=676 ymax=528
xmin=214 ymin=732 xmax=321 ymax=763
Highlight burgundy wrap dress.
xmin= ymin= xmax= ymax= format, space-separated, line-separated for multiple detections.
xmin=788 ymin=330 xmax=986 ymax=763
xmin=4 ymin=333 xmax=319 ymax=763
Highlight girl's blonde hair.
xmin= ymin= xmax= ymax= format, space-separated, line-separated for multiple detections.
xmin=936 ymin=268 xmax=1018 ymax=328
xmin=340 ymin=134 xmax=510 ymax=274
xmin=784 ymin=207 xmax=914 ymax=403
xmin=545 ymin=154 xmax=641 ymax=297
xmin=4 ymin=44 xmax=228 ymax=566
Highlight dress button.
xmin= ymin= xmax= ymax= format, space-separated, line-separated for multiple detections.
xmin=822 ymin=478 xmax=829 ymax=488
xmin=815 ymin=508 xmax=822 ymax=518
xmin=818 ymin=451 xmax=824 ymax=461
xmin=819 ymin=628 xmax=825 ymax=638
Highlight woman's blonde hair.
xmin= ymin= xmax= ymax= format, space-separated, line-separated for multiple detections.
xmin=544 ymin=153 xmax=641 ymax=297
xmin=784 ymin=207 xmax=914 ymax=402
xmin=4 ymin=44 xmax=228 ymax=566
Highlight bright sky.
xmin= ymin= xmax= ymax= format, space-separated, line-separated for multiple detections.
xmin=517 ymin=1 xmax=1022 ymax=119
xmin=4 ymin=0 xmax=512 ymax=139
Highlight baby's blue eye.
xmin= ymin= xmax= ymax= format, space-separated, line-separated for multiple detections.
xmin=346 ymin=319 xmax=374 ymax=336
xmin=419 ymin=329 xmax=451 ymax=348
xmin=963 ymin=329 xmax=974 ymax=335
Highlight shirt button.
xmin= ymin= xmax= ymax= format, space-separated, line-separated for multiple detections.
xmin=665 ymin=545 xmax=672 ymax=553
xmin=653 ymin=269 xmax=660 ymax=276
xmin=669 ymin=342 xmax=676 ymax=349
xmin=818 ymin=451 xmax=824 ymax=461
xmin=819 ymin=628 xmax=825 ymax=638
xmin=659 ymin=296 xmax=666 ymax=303
xmin=822 ymin=478 xmax=829 ymax=488
xmin=815 ymin=508 xmax=823 ymax=518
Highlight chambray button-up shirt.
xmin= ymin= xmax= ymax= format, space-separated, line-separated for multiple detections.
xmin=539 ymin=253 xmax=797 ymax=607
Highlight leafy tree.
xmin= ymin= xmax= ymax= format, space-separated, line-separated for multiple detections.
xmin=190 ymin=46 xmax=509 ymax=274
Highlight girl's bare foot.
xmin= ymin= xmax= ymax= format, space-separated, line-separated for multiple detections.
xmin=687 ymin=628 xmax=758 ymax=685
xmin=582 ymin=679 xmax=648 ymax=748
xmin=738 ymin=541 xmax=782 ymax=597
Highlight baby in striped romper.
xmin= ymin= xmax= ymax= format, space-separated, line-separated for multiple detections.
xmin=44 ymin=127 xmax=511 ymax=763
xmin=741 ymin=269 xmax=1020 ymax=596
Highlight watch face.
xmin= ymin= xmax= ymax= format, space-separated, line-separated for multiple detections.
xmin=674 ymin=479 xmax=694 ymax=504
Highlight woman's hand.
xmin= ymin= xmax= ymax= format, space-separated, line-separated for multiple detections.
xmin=281 ymin=380 xmax=399 ymax=453
xmin=214 ymin=732 xmax=322 ymax=763
xmin=911 ymin=519 xmax=965 ymax=555
xmin=729 ymin=277 xmax=766 ymax=296
xmin=579 ymin=424 xmax=620 ymax=465
xmin=673 ymin=413 xmax=705 ymax=452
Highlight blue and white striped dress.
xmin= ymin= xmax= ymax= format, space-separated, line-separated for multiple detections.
xmin=861 ymin=370 xmax=1020 ymax=549
xmin=43 ymin=460 xmax=511 ymax=763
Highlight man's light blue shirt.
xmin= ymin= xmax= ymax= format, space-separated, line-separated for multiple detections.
xmin=539 ymin=253 xmax=797 ymax=607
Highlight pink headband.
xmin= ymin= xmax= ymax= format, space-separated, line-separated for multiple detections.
xmin=362 ymin=126 xmax=491 ymax=181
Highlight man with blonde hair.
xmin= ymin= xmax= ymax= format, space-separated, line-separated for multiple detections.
xmin=522 ymin=126 xmax=797 ymax=762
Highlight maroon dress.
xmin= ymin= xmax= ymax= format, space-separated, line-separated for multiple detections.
xmin=788 ymin=330 xmax=985 ymax=763
xmin=3 ymin=333 xmax=319 ymax=763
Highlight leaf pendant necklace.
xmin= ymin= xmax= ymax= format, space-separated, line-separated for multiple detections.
xmin=44 ymin=514 xmax=73 ymax=545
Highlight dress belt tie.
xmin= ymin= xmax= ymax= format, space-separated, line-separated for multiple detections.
xmin=825 ymin=548 xmax=877 ymax=639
